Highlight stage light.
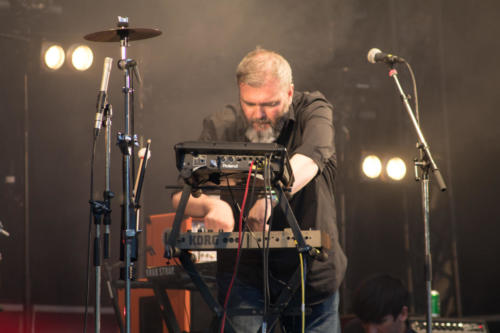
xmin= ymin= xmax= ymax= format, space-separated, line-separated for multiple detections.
xmin=362 ymin=155 xmax=382 ymax=179
xmin=386 ymin=157 xmax=407 ymax=181
xmin=43 ymin=44 xmax=65 ymax=70
xmin=69 ymin=45 xmax=93 ymax=71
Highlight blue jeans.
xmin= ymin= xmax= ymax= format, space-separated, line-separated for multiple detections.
xmin=217 ymin=275 xmax=341 ymax=333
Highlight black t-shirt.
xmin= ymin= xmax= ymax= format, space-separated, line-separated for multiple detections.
xmin=198 ymin=91 xmax=347 ymax=304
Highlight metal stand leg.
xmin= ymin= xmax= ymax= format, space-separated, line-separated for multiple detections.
xmin=151 ymin=283 xmax=182 ymax=333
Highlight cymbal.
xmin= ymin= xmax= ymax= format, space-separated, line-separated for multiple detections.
xmin=84 ymin=27 xmax=162 ymax=42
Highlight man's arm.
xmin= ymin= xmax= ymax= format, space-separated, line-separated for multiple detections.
xmin=246 ymin=153 xmax=318 ymax=231
xmin=247 ymin=96 xmax=334 ymax=231
xmin=171 ymin=192 xmax=235 ymax=231
xmin=289 ymin=153 xmax=319 ymax=195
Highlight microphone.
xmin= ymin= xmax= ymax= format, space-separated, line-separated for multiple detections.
xmin=367 ymin=48 xmax=405 ymax=64
xmin=94 ymin=57 xmax=113 ymax=137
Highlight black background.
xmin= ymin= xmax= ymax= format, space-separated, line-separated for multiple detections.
xmin=0 ymin=0 xmax=498 ymax=320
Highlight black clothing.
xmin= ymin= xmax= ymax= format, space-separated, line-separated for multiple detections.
xmin=343 ymin=318 xmax=366 ymax=333
xmin=199 ymin=91 xmax=347 ymax=304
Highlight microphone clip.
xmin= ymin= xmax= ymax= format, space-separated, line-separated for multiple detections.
xmin=94 ymin=103 xmax=112 ymax=138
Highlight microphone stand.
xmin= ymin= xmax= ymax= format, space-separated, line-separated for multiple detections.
xmin=386 ymin=65 xmax=447 ymax=333
xmin=90 ymin=103 xmax=114 ymax=333
xmin=103 ymin=103 xmax=115 ymax=262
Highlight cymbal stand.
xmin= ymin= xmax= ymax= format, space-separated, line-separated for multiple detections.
xmin=387 ymin=65 xmax=447 ymax=333
xmin=116 ymin=16 xmax=139 ymax=333
xmin=83 ymin=16 xmax=160 ymax=333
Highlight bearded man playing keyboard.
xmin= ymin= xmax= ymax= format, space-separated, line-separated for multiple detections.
xmin=173 ymin=47 xmax=347 ymax=333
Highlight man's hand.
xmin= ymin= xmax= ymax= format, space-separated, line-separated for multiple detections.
xmin=172 ymin=192 xmax=235 ymax=232
xmin=204 ymin=199 xmax=235 ymax=232
xmin=246 ymin=197 xmax=274 ymax=232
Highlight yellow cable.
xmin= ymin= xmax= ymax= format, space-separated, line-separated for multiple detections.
xmin=299 ymin=251 xmax=305 ymax=333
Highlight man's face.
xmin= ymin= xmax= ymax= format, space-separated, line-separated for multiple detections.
xmin=239 ymin=78 xmax=294 ymax=133
xmin=362 ymin=307 xmax=408 ymax=333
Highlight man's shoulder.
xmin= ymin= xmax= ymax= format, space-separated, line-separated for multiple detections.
xmin=294 ymin=90 xmax=329 ymax=102
xmin=293 ymin=90 xmax=332 ymax=111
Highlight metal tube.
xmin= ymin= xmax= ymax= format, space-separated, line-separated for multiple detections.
xmin=422 ymin=177 xmax=432 ymax=333
xmin=121 ymin=35 xmax=133 ymax=333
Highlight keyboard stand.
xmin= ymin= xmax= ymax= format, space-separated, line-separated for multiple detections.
xmin=164 ymin=165 xmax=320 ymax=333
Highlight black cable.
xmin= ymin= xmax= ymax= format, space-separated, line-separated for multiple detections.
xmin=263 ymin=155 xmax=274 ymax=328
xmin=84 ymin=136 xmax=98 ymax=333
xmin=405 ymin=62 xmax=420 ymax=124
xmin=221 ymin=166 xmax=258 ymax=298
xmin=247 ymin=168 xmax=258 ymax=218
xmin=224 ymin=174 xmax=242 ymax=216
xmin=220 ymin=162 xmax=256 ymax=333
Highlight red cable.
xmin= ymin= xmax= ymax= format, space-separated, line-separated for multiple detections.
xmin=221 ymin=160 xmax=254 ymax=333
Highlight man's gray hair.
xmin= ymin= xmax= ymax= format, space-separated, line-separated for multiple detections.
xmin=236 ymin=48 xmax=293 ymax=90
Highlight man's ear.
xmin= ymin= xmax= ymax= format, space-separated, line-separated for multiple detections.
xmin=288 ymin=84 xmax=294 ymax=99
xmin=399 ymin=305 xmax=409 ymax=321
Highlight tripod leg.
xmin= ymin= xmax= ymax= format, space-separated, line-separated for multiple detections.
xmin=109 ymin=282 xmax=125 ymax=333
xmin=165 ymin=183 xmax=192 ymax=258
xmin=151 ymin=282 xmax=182 ymax=333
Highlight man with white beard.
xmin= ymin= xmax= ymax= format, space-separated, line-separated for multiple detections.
xmin=172 ymin=47 xmax=347 ymax=333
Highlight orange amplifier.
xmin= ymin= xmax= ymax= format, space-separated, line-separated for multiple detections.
xmin=117 ymin=213 xmax=192 ymax=333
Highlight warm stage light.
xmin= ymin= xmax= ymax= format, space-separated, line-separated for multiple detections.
xmin=362 ymin=155 xmax=382 ymax=179
xmin=44 ymin=45 xmax=65 ymax=70
xmin=386 ymin=157 xmax=407 ymax=181
xmin=70 ymin=45 xmax=94 ymax=71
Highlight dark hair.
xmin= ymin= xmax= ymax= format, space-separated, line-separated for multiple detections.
xmin=352 ymin=274 xmax=409 ymax=323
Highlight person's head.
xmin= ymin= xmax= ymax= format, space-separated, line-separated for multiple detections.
xmin=352 ymin=274 xmax=410 ymax=333
xmin=236 ymin=47 xmax=294 ymax=142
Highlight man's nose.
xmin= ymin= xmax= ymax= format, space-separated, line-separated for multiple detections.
xmin=257 ymin=106 xmax=267 ymax=119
